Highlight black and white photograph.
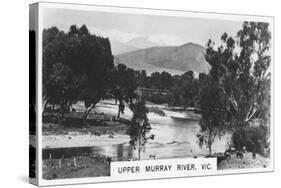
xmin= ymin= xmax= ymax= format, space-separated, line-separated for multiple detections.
xmin=29 ymin=2 xmax=273 ymax=185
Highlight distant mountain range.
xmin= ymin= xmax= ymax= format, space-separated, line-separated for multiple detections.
xmin=111 ymin=37 xmax=159 ymax=55
xmin=114 ymin=42 xmax=210 ymax=75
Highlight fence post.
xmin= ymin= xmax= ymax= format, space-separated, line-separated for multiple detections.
xmin=58 ymin=159 xmax=61 ymax=168
xmin=73 ymin=157 xmax=77 ymax=167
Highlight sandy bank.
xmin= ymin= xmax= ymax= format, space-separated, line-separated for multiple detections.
xmin=43 ymin=132 xmax=130 ymax=149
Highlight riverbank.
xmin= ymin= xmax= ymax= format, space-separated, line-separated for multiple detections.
xmin=43 ymin=100 xmax=202 ymax=149
xmin=43 ymin=133 xmax=130 ymax=148
xmin=43 ymin=110 xmax=131 ymax=148
xmin=218 ymin=152 xmax=270 ymax=170
xmin=42 ymin=101 xmax=133 ymax=179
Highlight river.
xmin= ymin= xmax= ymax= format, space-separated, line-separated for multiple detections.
xmin=43 ymin=103 xmax=230 ymax=161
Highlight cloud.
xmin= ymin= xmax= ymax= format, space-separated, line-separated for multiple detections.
xmin=148 ymin=34 xmax=183 ymax=46
xmin=88 ymin=27 xmax=183 ymax=46
xmin=89 ymin=27 xmax=141 ymax=42
xmin=54 ymin=23 xmax=200 ymax=47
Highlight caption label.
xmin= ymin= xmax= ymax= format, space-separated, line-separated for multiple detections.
xmin=111 ymin=158 xmax=217 ymax=178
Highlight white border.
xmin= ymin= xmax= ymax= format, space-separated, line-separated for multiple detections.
xmin=36 ymin=2 xmax=274 ymax=186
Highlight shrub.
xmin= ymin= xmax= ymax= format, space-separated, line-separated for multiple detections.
xmin=231 ymin=123 xmax=269 ymax=156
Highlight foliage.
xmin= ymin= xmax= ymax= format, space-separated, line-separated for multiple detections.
xmin=170 ymin=71 xmax=200 ymax=107
xmin=43 ymin=25 xmax=114 ymax=121
xmin=139 ymin=70 xmax=201 ymax=107
xmin=198 ymin=21 xmax=271 ymax=155
xmin=231 ymin=124 xmax=270 ymax=156
xmin=127 ymin=99 xmax=152 ymax=160
xmin=197 ymin=81 xmax=229 ymax=155
xmin=110 ymin=64 xmax=138 ymax=103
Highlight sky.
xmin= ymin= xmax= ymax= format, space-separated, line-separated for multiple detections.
xmin=43 ymin=8 xmax=244 ymax=47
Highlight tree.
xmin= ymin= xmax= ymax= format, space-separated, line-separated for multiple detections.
xmin=47 ymin=62 xmax=85 ymax=121
xmin=136 ymin=70 xmax=147 ymax=87
xmin=148 ymin=71 xmax=173 ymax=90
xmin=66 ymin=25 xmax=114 ymax=122
xmin=160 ymin=71 xmax=173 ymax=90
xmin=169 ymin=70 xmax=199 ymax=107
xmin=43 ymin=25 xmax=114 ymax=123
xmin=197 ymin=81 xmax=228 ymax=155
xmin=199 ymin=21 xmax=271 ymax=156
xmin=43 ymin=27 xmax=85 ymax=121
xmin=128 ymin=99 xmax=153 ymax=160
xmin=150 ymin=72 xmax=162 ymax=89
xmin=110 ymin=64 xmax=138 ymax=118
xmin=231 ymin=22 xmax=271 ymax=155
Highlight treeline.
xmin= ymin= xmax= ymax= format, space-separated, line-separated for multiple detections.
xmin=137 ymin=70 xmax=207 ymax=107
xmin=43 ymin=24 xmax=206 ymax=120
xmin=110 ymin=64 xmax=207 ymax=107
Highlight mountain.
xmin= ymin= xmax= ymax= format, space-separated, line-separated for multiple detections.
xmin=110 ymin=37 xmax=160 ymax=55
xmin=110 ymin=40 xmax=139 ymax=55
xmin=125 ymin=37 xmax=159 ymax=49
xmin=114 ymin=42 xmax=210 ymax=75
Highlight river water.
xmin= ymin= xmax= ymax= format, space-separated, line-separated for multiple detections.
xmin=43 ymin=106 xmax=230 ymax=161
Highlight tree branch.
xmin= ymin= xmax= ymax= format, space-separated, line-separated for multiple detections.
xmin=220 ymin=87 xmax=238 ymax=112
xmin=244 ymin=104 xmax=257 ymax=123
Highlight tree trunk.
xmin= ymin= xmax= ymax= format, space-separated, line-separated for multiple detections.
xmin=60 ymin=107 xmax=65 ymax=123
xmin=83 ymin=104 xmax=95 ymax=125
xmin=117 ymin=108 xmax=121 ymax=119
xmin=208 ymin=145 xmax=212 ymax=156
xmin=129 ymin=97 xmax=133 ymax=106
xmin=60 ymin=100 xmax=67 ymax=123
xmin=138 ymin=136 xmax=141 ymax=161
xmin=117 ymin=99 xmax=123 ymax=119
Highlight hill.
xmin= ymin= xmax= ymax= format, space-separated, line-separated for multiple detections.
xmin=114 ymin=42 xmax=210 ymax=75
xmin=110 ymin=37 xmax=160 ymax=55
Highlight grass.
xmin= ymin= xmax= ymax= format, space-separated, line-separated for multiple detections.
xmin=43 ymin=155 xmax=110 ymax=179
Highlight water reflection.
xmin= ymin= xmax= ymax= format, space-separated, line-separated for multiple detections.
xmin=43 ymin=111 xmax=229 ymax=161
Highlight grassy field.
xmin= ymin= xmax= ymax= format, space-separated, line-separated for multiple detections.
xmin=43 ymin=155 xmax=110 ymax=179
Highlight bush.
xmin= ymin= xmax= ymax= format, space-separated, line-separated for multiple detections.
xmin=231 ymin=124 xmax=269 ymax=156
